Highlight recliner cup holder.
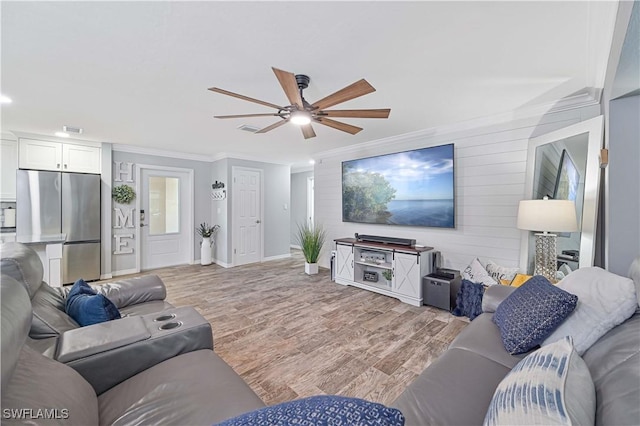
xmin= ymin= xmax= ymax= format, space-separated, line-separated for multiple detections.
xmin=159 ymin=321 xmax=182 ymax=331
xmin=154 ymin=314 xmax=176 ymax=322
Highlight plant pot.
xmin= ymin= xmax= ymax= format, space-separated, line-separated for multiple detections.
xmin=305 ymin=262 xmax=318 ymax=275
xmin=200 ymin=237 xmax=212 ymax=266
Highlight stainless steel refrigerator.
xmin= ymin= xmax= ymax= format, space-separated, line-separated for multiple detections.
xmin=17 ymin=170 xmax=101 ymax=284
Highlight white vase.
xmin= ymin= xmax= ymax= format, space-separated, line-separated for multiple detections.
xmin=200 ymin=237 xmax=212 ymax=266
xmin=305 ymin=262 xmax=318 ymax=275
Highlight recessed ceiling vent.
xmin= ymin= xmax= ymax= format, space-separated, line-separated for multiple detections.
xmin=237 ymin=124 xmax=260 ymax=133
xmin=63 ymin=125 xmax=83 ymax=134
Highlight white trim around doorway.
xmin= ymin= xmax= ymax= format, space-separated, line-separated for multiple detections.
xmin=231 ymin=166 xmax=264 ymax=267
xmin=135 ymin=164 xmax=195 ymax=272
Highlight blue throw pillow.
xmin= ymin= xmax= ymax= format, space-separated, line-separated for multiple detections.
xmin=452 ymin=279 xmax=484 ymax=320
xmin=65 ymin=279 xmax=121 ymax=327
xmin=215 ymin=395 xmax=405 ymax=426
xmin=493 ymin=275 xmax=577 ymax=355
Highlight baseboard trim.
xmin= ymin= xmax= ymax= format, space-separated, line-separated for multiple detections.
xmin=263 ymin=253 xmax=292 ymax=262
xmin=213 ymin=258 xmax=232 ymax=268
xmin=290 ymin=244 xmax=302 ymax=250
xmin=99 ymin=273 xmax=113 ymax=280
xmin=112 ymin=268 xmax=138 ymax=277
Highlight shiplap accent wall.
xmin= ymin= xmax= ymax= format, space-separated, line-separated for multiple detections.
xmin=314 ymin=106 xmax=599 ymax=272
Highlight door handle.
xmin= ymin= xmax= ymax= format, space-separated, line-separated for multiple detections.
xmin=256 ymin=220 xmax=261 ymax=224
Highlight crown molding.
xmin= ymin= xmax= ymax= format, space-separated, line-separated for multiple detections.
xmin=586 ymin=1 xmax=619 ymax=92
xmin=112 ymin=143 xmax=212 ymax=162
xmin=291 ymin=165 xmax=313 ymax=174
xmin=315 ymin=92 xmax=601 ymax=160
xmin=1 ymin=131 xmax=17 ymax=140
xmin=10 ymin=130 xmax=99 ymax=146
xmin=210 ymin=151 xmax=292 ymax=167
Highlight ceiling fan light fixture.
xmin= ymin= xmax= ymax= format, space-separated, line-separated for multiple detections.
xmin=290 ymin=110 xmax=311 ymax=126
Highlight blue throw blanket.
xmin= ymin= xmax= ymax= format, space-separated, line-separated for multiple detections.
xmin=452 ymin=279 xmax=484 ymax=320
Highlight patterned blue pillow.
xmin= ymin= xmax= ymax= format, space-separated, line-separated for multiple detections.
xmin=493 ymin=275 xmax=577 ymax=354
xmin=215 ymin=395 xmax=405 ymax=426
xmin=65 ymin=279 xmax=121 ymax=327
xmin=484 ymin=336 xmax=595 ymax=425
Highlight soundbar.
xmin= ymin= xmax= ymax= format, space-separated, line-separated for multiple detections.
xmin=354 ymin=233 xmax=416 ymax=247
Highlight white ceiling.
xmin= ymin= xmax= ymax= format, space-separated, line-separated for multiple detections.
xmin=1 ymin=1 xmax=617 ymax=168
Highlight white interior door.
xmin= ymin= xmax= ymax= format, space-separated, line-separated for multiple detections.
xmin=140 ymin=168 xmax=192 ymax=270
xmin=232 ymin=167 xmax=262 ymax=266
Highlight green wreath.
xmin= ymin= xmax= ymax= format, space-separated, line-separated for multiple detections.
xmin=112 ymin=184 xmax=136 ymax=204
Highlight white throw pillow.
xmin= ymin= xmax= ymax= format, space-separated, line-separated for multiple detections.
xmin=484 ymin=261 xmax=519 ymax=282
xmin=462 ymin=258 xmax=497 ymax=286
xmin=484 ymin=336 xmax=595 ymax=426
xmin=542 ymin=266 xmax=638 ymax=355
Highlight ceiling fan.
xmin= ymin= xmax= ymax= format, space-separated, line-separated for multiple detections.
xmin=208 ymin=67 xmax=390 ymax=139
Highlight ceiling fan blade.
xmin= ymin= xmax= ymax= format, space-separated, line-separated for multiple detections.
xmin=320 ymin=109 xmax=391 ymax=119
xmin=272 ymin=67 xmax=304 ymax=109
xmin=311 ymin=79 xmax=376 ymax=110
xmin=208 ymin=87 xmax=284 ymax=110
xmin=315 ymin=117 xmax=363 ymax=135
xmin=255 ymin=119 xmax=289 ymax=134
xmin=214 ymin=113 xmax=284 ymax=119
xmin=301 ymin=124 xmax=316 ymax=139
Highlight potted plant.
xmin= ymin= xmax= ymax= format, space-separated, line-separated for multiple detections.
xmin=196 ymin=223 xmax=220 ymax=266
xmin=295 ymin=222 xmax=326 ymax=275
xmin=382 ymin=269 xmax=393 ymax=287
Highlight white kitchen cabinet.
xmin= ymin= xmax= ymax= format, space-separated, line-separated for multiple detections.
xmin=334 ymin=238 xmax=434 ymax=306
xmin=19 ymin=139 xmax=101 ymax=174
xmin=1 ymin=139 xmax=18 ymax=201
xmin=62 ymin=143 xmax=101 ymax=174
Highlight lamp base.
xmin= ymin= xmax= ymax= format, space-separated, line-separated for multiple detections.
xmin=534 ymin=233 xmax=557 ymax=282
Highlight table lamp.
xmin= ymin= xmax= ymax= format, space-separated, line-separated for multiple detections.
xmin=517 ymin=196 xmax=578 ymax=282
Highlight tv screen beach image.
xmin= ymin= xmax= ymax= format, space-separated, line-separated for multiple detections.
xmin=342 ymin=144 xmax=454 ymax=228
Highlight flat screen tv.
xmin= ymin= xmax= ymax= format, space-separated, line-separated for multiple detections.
xmin=342 ymin=143 xmax=455 ymax=228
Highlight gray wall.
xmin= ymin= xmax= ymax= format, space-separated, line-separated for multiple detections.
xmin=111 ymin=150 xmax=212 ymax=273
xmin=607 ymin=95 xmax=640 ymax=275
xmin=602 ymin=1 xmax=640 ymax=274
xmin=290 ymin=170 xmax=313 ymax=246
xmin=212 ymin=158 xmax=291 ymax=265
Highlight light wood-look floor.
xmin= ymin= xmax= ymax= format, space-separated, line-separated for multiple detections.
xmin=111 ymin=251 xmax=468 ymax=406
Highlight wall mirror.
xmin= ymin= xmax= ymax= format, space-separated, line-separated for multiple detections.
xmin=519 ymin=116 xmax=604 ymax=275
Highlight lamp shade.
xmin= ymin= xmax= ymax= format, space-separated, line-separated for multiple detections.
xmin=517 ymin=199 xmax=578 ymax=232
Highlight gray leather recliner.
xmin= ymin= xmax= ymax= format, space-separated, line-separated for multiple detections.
xmin=0 ymin=242 xmax=216 ymax=395
xmin=1 ymin=275 xmax=266 ymax=425
xmin=0 ymin=242 xmax=173 ymax=356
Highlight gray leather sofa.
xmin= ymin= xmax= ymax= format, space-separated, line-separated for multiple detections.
xmin=1 ymin=276 xmax=265 ymax=425
xmin=393 ymin=259 xmax=640 ymax=426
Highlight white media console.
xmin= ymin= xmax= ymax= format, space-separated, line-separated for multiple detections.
xmin=334 ymin=237 xmax=435 ymax=306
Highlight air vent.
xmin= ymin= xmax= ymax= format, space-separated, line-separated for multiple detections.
xmin=237 ymin=124 xmax=260 ymax=133
xmin=63 ymin=125 xmax=83 ymax=134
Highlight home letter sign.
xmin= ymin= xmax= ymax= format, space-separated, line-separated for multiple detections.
xmin=114 ymin=161 xmax=134 ymax=183
xmin=114 ymin=234 xmax=134 ymax=254
xmin=114 ymin=207 xmax=135 ymax=229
